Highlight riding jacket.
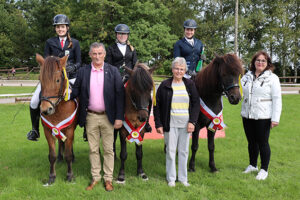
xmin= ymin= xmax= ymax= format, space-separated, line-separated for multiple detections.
xmin=173 ymin=37 xmax=203 ymax=73
xmin=153 ymin=77 xmax=200 ymax=132
xmin=241 ymin=70 xmax=282 ymax=122
xmin=44 ymin=36 xmax=81 ymax=79
xmin=71 ymin=63 xmax=125 ymax=127
xmin=105 ymin=43 xmax=137 ymax=81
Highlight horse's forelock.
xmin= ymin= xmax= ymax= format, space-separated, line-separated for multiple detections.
xmin=40 ymin=57 xmax=60 ymax=87
xmin=131 ymin=64 xmax=153 ymax=93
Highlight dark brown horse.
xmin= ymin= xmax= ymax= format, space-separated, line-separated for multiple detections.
xmin=116 ymin=63 xmax=154 ymax=184
xmin=189 ymin=54 xmax=243 ymax=172
xmin=36 ymin=54 xmax=78 ymax=185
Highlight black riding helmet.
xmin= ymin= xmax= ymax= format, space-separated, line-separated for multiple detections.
xmin=183 ymin=19 xmax=197 ymax=29
xmin=53 ymin=14 xmax=70 ymax=26
xmin=115 ymin=24 xmax=130 ymax=34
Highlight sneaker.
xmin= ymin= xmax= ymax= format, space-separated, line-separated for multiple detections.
xmin=256 ymin=169 xmax=268 ymax=180
xmin=168 ymin=181 xmax=175 ymax=187
xmin=243 ymin=165 xmax=258 ymax=173
xmin=180 ymin=181 xmax=190 ymax=187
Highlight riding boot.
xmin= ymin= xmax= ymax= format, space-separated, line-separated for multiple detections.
xmin=83 ymin=125 xmax=88 ymax=142
xmin=27 ymin=107 xmax=40 ymax=141
xmin=144 ymin=98 xmax=152 ymax=133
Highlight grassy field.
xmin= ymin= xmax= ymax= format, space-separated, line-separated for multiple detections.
xmin=0 ymin=95 xmax=299 ymax=200
xmin=0 ymin=87 xmax=36 ymax=95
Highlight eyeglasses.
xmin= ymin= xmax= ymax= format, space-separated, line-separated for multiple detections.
xmin=173 ymin=67 xmax=185 ymax=72
xmin=255 ymin=59 xmax=267 ymax=63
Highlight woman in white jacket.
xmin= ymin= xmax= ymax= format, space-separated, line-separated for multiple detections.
xmin=241 ymin=51 xmax=282 ymax=180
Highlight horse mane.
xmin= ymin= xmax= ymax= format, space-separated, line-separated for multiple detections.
xmin=40 ymin=56 xmax=60 ymax=88
xmin=130 ymin=63 xmax=153 ymax=94
xmin=195 ymin=54 xmax=243 ymax=97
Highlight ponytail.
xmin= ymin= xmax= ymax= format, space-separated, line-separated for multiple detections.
xmin=127 ymin=40 xmax=134 ymax=51
xmin=67 ymin=32 xmax=73 ymax=49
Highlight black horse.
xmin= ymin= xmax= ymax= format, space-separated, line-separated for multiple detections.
xmin=189 ymin=54 xmax=243 ymax=172
xmin=116 ymin=63 xmax=154 ymax=183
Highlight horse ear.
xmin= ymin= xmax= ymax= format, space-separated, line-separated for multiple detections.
xmin=36 ymin=54 xmax=44 ymax=66
xmin=123 ymin=65 xmax=133 ymax=76
xmin=60 ymin=55 xmax=69 ymax=68
xmin=148 ymin=65 xmax=158 ymax=74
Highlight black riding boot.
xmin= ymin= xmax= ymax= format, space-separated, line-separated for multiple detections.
xmin=83 ymin=125 xmax=88 ymax=142
xmin=144 ymin=98 xmax=152 ymax=133
xmin=27 ymin=107 xmax=40 ymax=141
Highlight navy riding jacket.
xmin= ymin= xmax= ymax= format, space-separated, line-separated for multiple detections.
xmin=44 ymin=37 xmax=81 ymax=79
xmin=173 ymin=38 xmax=203 ymax=72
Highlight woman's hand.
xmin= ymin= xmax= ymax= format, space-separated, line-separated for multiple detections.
xmin=156 ymin=127 xmax=164 ymax=134
xmin=271 ymin=121 xmax=279 ymax=129
xmin=187 ymin=122 xmax=195 ymax=133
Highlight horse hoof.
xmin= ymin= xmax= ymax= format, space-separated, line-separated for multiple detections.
xmin=116 ymin=179 xmax=125 ymax=184
xmin=116 ymin=174 xmax=125 ymax=184
xmin=210 ymin=168 xmax=219 ymax=173
xmin=44 ymin=176 xmax=56 ymax=186
xmin=138 ymin=173 xmax=148 ymax=181
xmin=67 ymin=173 xmax=75 ymax=182
xmin=188 ymin=168 xmax=195 ymax=172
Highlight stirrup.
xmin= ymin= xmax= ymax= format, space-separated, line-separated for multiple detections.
xmin=27 ymin=129 xmax=40 ymax=141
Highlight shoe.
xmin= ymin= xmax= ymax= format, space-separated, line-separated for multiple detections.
xmin=256 ymin=169 xmax=268 ymax=180
xmin=180 ymin=181 xmax=190 ymax=187
xmin=27 ymin=107 xmax=40 ymax=141
xmin=105 ymin=181 xmax=114 ymax=192
xmin=243 ymin=165 xmax=258 ymax=174
xmin=85 ymin=180 xmax=98 ymax=191
xmin=168 ymin=181 xmax=175 ymax=187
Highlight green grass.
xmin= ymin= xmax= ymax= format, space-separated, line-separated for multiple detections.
xmin=0 ymin=95 xmax=300 ymax=200
xmin=0 ymin=87 xmax=36 ymax=94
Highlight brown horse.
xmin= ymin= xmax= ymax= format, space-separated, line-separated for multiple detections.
xmin=116 ymin=63 xmax=155 ymax=184
xmin=36 ymin=54 xmax=78 ymax=185
xmin=189 ymin=54 xmax=243 ymax=172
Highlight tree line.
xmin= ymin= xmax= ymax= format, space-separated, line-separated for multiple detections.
xmin=1 ymin=0 xmax=299 ymax=76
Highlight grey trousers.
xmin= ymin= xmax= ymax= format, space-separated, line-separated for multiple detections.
xmin=164 ymin=127 xmax=190 ymax=183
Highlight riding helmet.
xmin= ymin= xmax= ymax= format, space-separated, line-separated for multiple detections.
xmin=53 ymin=14 xmax=70 ymax=26
xmin=115 ymin=24 xmax=130 ymax=34
xmin=183 ymin=19 xmax=197 ymax=29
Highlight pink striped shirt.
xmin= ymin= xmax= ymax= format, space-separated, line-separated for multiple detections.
xmin=88 ymin=63 xmax=105 ymax=112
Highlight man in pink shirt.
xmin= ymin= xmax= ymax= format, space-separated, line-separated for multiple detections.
xmin=71 ymin=42 xmax=124 ymax=191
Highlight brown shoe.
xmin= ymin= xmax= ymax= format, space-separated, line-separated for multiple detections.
xmin=105 ymin=181 xmax=114 ymax=192
xmin=86 ymin=180 xmax=98 ymax=191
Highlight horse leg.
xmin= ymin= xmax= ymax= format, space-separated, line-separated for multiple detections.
xmin=57 ymin=140 xmax=64 ymax=162
xmin=188 ymin=125 xmax=201 ymax=172
xmin=113 ymin=129 xmax=118 ymax=160
xmin=64 ymin=136 xmax=75 ymax=182
xmin=207 ymin=130 xmax=218 ymax=172
xmin=46 ymin=132 xmax=56 ymax=185
xmin=136 ymin=143 xmax=148 ymax=180
xmin=117 ymin=134 xmax=127 ymax=184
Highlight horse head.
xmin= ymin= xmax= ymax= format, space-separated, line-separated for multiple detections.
xmin=195 ymin=54 xmax=244 ymax=104
xmin=36 ymin=54 xmax=69 ymax=115
xmin=217 ymin=54 xmax=244 ymax=104
xmin=125 ymin=63 xmax=154 ymax=122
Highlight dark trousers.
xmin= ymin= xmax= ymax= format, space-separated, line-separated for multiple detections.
xmin=242 ymin=118 xmax=271 ymax=171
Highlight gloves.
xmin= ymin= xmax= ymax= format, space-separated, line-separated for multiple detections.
xmin=201 ymin=54 xmax=206 ymax=61
xmin=66 ymin=63 xmax=77 ymax=73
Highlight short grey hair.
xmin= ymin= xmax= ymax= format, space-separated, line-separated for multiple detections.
xmin=172 ymin=57 xmax=187 ymax=70
xmin=89 ymin=42 xmax=106 ymax=53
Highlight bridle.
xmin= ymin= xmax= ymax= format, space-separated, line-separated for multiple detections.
xmin=125 ymin=82 xmax=149 ymax=112
xmin=222 ymin=82 xmax=239 ymax=97
xmin=40 ymin=61 xmax=66 ymax=108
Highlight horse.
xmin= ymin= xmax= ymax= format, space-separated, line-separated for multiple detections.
xmin=188 ymin=53 xmax=243 ymax=173
xmin=36 ymin=54 xmax=78 ymax=185
xmin=116 ymin=63 xmax=155 ymax=184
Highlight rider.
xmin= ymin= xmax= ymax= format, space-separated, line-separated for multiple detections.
xmin=174 ymin=19 xmax=205 ymax=79
xmin=26 ymin=14 xmax=81 ymax=141
xmin=105 ymin=24 xmax=152 ymax=155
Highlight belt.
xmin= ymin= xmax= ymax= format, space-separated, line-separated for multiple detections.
xmin=260 ymin=99 xmax=272 ymax=102
xmin=87 ymin=110 xmax=106 ymax=115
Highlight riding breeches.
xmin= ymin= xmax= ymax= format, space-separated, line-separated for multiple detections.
xmin=30 ymin=78 xmax=76 ymax=109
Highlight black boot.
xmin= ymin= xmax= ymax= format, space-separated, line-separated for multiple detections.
xmin=83 ymin=126 xmax=88 ymax=142
xmin=144 ymin=98 xmax=152 ymax=133
xmin=27 ymin=107 xmax=40 ymax=141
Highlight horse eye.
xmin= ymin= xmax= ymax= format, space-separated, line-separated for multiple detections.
xmin=56 ymin=79 xmax=60 ymax=83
